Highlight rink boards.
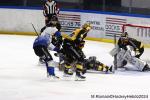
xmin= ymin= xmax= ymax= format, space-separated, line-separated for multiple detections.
xmin=0 ymin=7 xmax=150 ymax=47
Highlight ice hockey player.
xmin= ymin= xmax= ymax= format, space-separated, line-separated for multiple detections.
xmin=41 ymin=15 xmax=62 ymax=51
xmin=84 ymin=56 xmax=114 ymax=73
xmin=42 ymin=16 xmax=63 ymax=68
xmin=33 ymin=26 xmax=59 ymax=78
xmin=41 ymin=15 xmax=61 ymax=33
xmin=110 ymin=32 xmax=150 ymax=71
xmin=118 ymin=32 xmax=144 ymax=58
xmin=61 ymin=23 xmax=92 ymax=80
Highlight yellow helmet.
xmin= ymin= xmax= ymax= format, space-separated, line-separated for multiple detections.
xmin=82 ymin=23 xmax=91 ymax=30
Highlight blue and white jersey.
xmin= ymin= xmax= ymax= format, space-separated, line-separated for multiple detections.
xmin=33 ymin=27 xmax=58 ymax=50
xmin=41 ymin=27 xmax=58 ymax=36
xmin=33 ymin=34 xmax=51 ymax=48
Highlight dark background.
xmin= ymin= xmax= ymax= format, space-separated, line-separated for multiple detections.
xmin=0 ymin=0 xmax=150 ymax=15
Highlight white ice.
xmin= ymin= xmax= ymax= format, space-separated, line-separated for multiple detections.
xmin=0 ymin=35 xmax=150 ymax=100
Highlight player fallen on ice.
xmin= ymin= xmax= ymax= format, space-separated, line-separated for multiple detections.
xmin=59 ymin=23 xmax=92 ymax=80
xmin=33 ymin=26 xmax=60 ymax=78
xmin=110 ymin=32 xmax=150 ymax=71
xmin=84 ymin=56 xmax=114 ymax=73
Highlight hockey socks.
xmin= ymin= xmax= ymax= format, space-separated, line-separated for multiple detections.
xmin=64 ymin=65 xmax=73 ymax=76
xmin=75 ymin=64 xmax=86 ymax=81
xmin=45 ymin=61 xmax=59 ymax=78
xmin=47 ymin=66 xmax=55 ymax=76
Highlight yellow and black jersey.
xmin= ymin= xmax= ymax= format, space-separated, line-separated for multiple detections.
xmin=64 ymin=23 xmax=91 ymax=42
xmin=128 ymin=38 xmax=144 ymax=50
xmin=63 ymin=28 xmax=87 ymax=49
xmin=65 ymin=28 xmax=88 ymax=43
xmin=118 ymin=37 xmax=144 ymax=50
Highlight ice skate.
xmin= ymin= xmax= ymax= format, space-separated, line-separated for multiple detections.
xmin=103 ymin=65 xmax=115 ymax=74
xmin=38 ymin=58 xmax=45 ymax=66
xmin=75 ymin=71 xmax=86 ymax=81
xmin=47 ymin=73 xmax=60 ymax=79
xmin=108 ymin=65 xmax=115 ymax=73
xmin=63 ymin=67 xmax=73 ymax=77
xmin=142 ymin=64 xmax=150 ymax=71
xmin=46 ymin=64 xmax=60 ymax=79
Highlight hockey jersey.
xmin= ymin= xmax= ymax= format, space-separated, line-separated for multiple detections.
xmin=33 ymin=34 xmax=51 ymax=48
xmin=41 ymin=27 xmax=58 ymax=36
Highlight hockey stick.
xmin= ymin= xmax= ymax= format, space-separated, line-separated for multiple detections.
xmin=31 ymin=23 xmax=39 ymax=37
xmin=114 ymin=33 xmax=117 ymax=70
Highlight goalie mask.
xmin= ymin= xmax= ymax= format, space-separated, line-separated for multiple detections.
xmin=120 ymin=32 xmax=129 ymax=44
xmin=120 ymin=37 xmax=129 ymax=45
xmin=121 ymin=32 xmax=128 ymax=37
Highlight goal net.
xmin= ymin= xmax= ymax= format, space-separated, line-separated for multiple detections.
xmin=122 ymin=24 xmax=150 ymax=47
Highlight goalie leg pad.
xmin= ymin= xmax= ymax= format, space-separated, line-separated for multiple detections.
xmin=116 ymin=49 xmax=127 ymax=68
xmin=123 ymin=50 xmax=146 ymax=71
xmin=109 ymin=45 xmax=120 ymax=56
xmin=130 ymin=57 xmax=146 ymax=71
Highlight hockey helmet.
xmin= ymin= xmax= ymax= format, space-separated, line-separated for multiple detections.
xmin=51 ymin=15 xmax=58 ymax=21
xmin=47 ymin=0 xmax=52 ymax=2
xmin=120 ymin=36 xmax=129 ymax=44
xmin=88 ymin=56 xmax=96 ymax=62
xmin=121 ymin=32 xmax=128 ymax=37
xmin=82 ymin=23 xmax=92 ymax=30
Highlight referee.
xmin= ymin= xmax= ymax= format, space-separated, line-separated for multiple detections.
xmin=43 ymin=0 xmax=59 ymax=25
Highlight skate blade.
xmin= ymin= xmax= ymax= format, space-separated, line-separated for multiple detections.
xmin=75 ymin=78 xmax=86 ymax=81
xmin=106 ymin=69 xmax=115 ymax=74
xmin=105 ymin=71 xmax=115 ymax=74
xmin=47 ymin=75 xmax=60 ymax=80
xmin=61 ymin=74 xmax=73 ymax=81
xmin=63 ymin=73 xmax=73 ymax=77
xmin=75 ymin=77 xmax=86 ymax=81
xmin=37 ymin=62 xmax=45 ymax=66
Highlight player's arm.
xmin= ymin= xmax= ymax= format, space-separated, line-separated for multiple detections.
xmin=66 ymin=29 xmax=80 ymax=41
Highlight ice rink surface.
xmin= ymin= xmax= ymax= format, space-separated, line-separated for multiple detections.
xmin=0 ymin=35 xmax=150 ymax=100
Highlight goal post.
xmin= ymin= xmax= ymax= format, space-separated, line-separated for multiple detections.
xmin=122 ymin=24 xmax=150 ymax=47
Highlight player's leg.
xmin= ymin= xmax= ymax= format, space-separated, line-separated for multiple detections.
xmin=96 ymin=63 xmax=114 ymax=73
xmin=85 ymin=56 xmax=114 ymax=73
xmin=75 ymin=62 xmax=86 ymax=80
xmin=124 ymin=50 xmax=150 ymax=71
xmin=33 ymin=45 xmax=46 ymax=64
xmin=42 ymin=47 xmax=59 ymax=78
xmin=64 ymin=61 xmax=73 ymax=76
xmin=116 ymin=49 xmax=127 ymax=68
xmin=62 ymin=45 xmax=74 ymax=76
